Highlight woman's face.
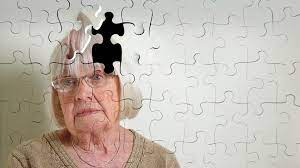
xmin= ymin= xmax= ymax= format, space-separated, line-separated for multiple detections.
xmin=56 ymin=63 xmax=121 ymax=134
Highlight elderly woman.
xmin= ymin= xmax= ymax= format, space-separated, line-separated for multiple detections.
xmin=8 ymin=10 xmax=180 ymax=168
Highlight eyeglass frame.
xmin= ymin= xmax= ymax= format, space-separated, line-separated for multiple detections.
xmin=51 ymin=70 xmax=116 ymax=93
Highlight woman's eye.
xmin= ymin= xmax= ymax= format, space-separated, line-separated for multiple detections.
xmin=92 ymin=74 xmax=103 ymax=80
xmin=62 ymin=78 xmax=76 ymax=86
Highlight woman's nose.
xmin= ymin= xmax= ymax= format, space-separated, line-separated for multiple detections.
xmin=74 ymin=78 xmax=93 ymax=101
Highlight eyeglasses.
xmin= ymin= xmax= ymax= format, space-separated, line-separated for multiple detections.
xmin=51 ymin=70 xmax=113 ymax=93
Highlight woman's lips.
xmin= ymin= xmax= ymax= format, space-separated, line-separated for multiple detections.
xmin=75 ymin=109 xmax=102 ymax=117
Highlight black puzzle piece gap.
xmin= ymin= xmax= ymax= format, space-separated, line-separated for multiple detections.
xmin=92 ymin=12 xmax=124 ymax=74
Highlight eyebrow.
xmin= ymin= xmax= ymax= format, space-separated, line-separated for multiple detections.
xmin=55 ymin=75 xmax=73 ymax=80
xmin=88 ymin=70 xmax=105 ymax=76
xmin=54 ymin=66 xmax=105 ymax=79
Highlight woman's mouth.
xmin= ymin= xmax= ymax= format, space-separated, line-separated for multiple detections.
xmin=75 ymin=109 xmax=102 ymax=117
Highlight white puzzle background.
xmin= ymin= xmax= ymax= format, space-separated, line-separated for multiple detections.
xmin=0 ymin=0 xmax=300 ymax=167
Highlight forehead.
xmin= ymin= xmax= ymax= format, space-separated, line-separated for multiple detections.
xmin=54 ymin=54 xmax=105 ymax=78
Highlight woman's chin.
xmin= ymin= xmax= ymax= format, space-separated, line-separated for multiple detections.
xmin=73 ymin=113 xmax=108 ymax=132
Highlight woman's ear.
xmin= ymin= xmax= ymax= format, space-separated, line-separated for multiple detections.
xmin=115 ymin=75 xmax=121 ymax=99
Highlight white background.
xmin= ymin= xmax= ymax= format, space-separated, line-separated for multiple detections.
xmin=1 ymin=0 xmax=300 ymax=167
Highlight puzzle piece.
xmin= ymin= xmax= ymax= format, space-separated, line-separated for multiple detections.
xmin=91 ymin=11 xmax=124 ymax=73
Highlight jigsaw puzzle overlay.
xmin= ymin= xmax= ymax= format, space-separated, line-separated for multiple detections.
xmin=1 ymin=0 xmax=300 ymax=167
